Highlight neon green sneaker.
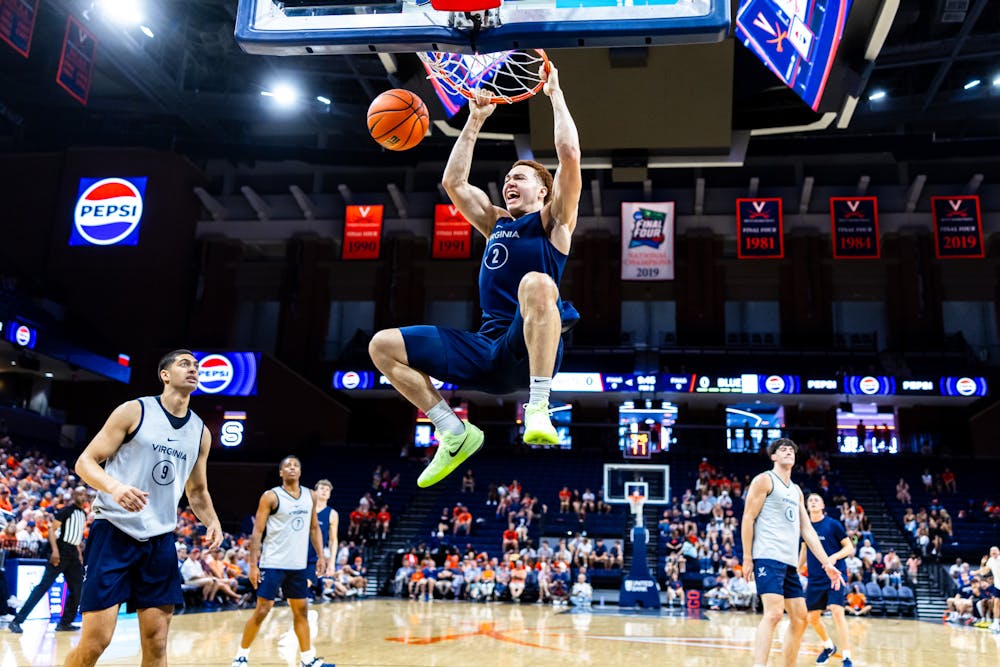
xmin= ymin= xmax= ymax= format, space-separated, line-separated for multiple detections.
xmin=417 ymin=421 xmax=484 ymax=488
xmin=523 ymin=402 xmax=559 ymax=446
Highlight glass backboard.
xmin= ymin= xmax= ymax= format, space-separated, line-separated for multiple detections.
xmin=235 ymin=0 xmax=730 ymax=55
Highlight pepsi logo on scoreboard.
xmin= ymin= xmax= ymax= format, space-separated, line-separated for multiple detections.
xmin=4 ymin=320 xmax=37 ymax=349
xmin=940 ymin=376 xmax=987 ymax=397
xmin=332 ymin=371 xmax=376 ymax=390
xmin=845 ymin=375 xmax=895 ymax=396
xmin=761 ymin=375 xmax=800 ymax=394
xmin=192 ymin=352 xmax=259 ymax=396
xmin=70 ymin=177 xmax=147 ymax=246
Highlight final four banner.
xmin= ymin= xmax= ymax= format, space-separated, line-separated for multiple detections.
xmin=432 ymin=204 xmax=472 ymax=259
xmin=736 ymin=198 xmax=784 ymax=259
xmin=0 ymin=0 xmax=39 ymax=57
xmin=830 ymin=197 xmax=880 ymax=259
xmin=620 ymin=202 xmax=674 ymax=281
xmin=931 ymin=196 xmax=984 ymax=259
xmin=342 ymin=205 xmax=383 ymax=260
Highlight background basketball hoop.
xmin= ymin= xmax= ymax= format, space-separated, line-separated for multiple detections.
xmin=627 ymin=491 xmax=645 ymax=517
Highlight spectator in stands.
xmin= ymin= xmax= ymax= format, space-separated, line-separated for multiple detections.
xmin=502 ymin=525 xmax=519 ymax=554
xmin=570 ymin=572 xmax=592 ymax=608
xmin=665 ymin=568 xmax=684 ymax=607
xmin=705 ymin=572 xmax=731 ymax=610
xmin=845 ymin=585 xmax=871 ymax=616
xmin=727 ymin=570 xmax=754 ymax=610
xmin=538 ymin=539 xmax=554 ymax=562
xmin=181 ymin=547 xmax=221 ymax=603
xmin=903 ymin=508 xmax=917 ymax=535
xmin=512 ymin=511 xmax=530 ymax=542
xmin=941 ymin=468 xmax=956 ymax=494
xmin=906 ymin=552 xmax=921 ymax=585
xmin=461 ymin=469 xmax=475 ymax=494
xmin=375 ymin=505 xmax=391 ymax=541
xmin=858 ymin=539 xmax=876 ymax=564
xmin=884 ymin=549 xmax=903 ymax=586
xmin=508 ymin=559 xmax=528 ymax=602
xmin=921 ymin=469 xmax=933 ymax=493
xmin=574 ymin=536 xmax=593 ymax=567
xmin=896 ymin=478 xmax=911 ymax=505
xmin=554 ymin=539 xmax=572 ymax=564
xmin=519 ymin=539 xmax=537 ymax=561
xmin=15 ymin=520 xmax=43 ymax=550
xmin=347 ymin=506 xmax=363 ymax=538
xmin=453 ymin=505 xmax=472 ymax=536
xmin=844 ymin=552 xmax=862 ymax=584
xmin=589 ymin=539 xmax=609 ymax=569
xmin=486 ymin=483 xmax=499 ymax=507
xmin=0 ymin=520 xmax=19 ymax=549
xmin=609 ymin=540 xmax=623 ymax=569
xmin=558 ymin=486 xmax=571 ymax=514
xmin=581 ymin=488 xmax=596 ymax=514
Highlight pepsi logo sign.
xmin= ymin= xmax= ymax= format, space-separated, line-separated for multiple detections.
xmin=71 ymin=177 xmax=147 ymax=246
xmin=764 ymin=375 xmax=786 ymax=393
xmin=14 ymin=326 xmax=31 ymax=347
xmin=858 ymin=376 xmax=880 ymax=395
xmin=955 ymin=377 xmax=977 ymax=397
xmin=340 ymin=371 xmax=361 ymax=390
xmin=197 ymin=354 xmax=234 ymax=394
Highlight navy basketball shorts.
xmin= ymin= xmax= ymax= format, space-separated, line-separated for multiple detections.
xmin=753 ymin=558 xmax=804 ymax=599
xmin=806 ymin=579 xmax=846 ymax=610
xmin=79 ymin=520 xmax=184 ymax=613
xmin=401 ymin=308 xmax=564 ymax=395
xmin=258 ymin=568 xmax=310 ymax=601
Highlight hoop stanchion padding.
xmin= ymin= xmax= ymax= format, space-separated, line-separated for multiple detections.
xmin=430 ymin=0 xmax=501 ymax=10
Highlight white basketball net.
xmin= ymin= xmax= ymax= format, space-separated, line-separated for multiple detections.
xmin=627 ymin=493 xmax=646 ymax=516
xmin=417 ymin=49 xmax=548 ymax=104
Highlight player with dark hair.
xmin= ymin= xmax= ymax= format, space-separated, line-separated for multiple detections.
xmin=369 ymin=62 xmax=582 ymax=488
xmin=65 ymin=349 xmax=224 ymax=667
xmin=232 ymin=456 xmax=331 ymax=667
xmin=800 ymin=493 xmax=855 ymax=666
xmin=742 ymin=438 xmax=845 ymax=667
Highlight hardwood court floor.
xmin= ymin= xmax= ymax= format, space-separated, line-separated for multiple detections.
xmin=2 ymin=599 xmax=998 ymax=666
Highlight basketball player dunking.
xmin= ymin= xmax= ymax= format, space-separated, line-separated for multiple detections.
xmin=65 ymin=349 xmax=224 ymax=667
xmin=232 ymin=456 xmax=331 ymax=667
xmin=742 ymin=439 xmax=845 ymax=667
xmin=369 ymin=62 xmax=582 ymax=488
xmin=800 ymin=493 xmax=855 ymax=666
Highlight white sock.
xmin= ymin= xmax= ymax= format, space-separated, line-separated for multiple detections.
xmin=236 ymin=647 xmax=250 ymax=659
xmin=529 ymin=376 xmax=551 ymax=406
xmin=426 ymin=400 xmax=464 ymax=436
xmin=823 ymin=638 xmax=835 ymax=650
xmin=842 ymin=650 xmax=851 ymax=660
xmin=300 ymin=648 xmax=315 ymax=665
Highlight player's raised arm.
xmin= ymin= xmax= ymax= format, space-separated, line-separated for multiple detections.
xmin=441 ymin=92 xmax=503 ymax=237
xmin=541 ymin=64 xmax=582 ymax=246
xmin=75 ymin=401 xmax=148 ymax=512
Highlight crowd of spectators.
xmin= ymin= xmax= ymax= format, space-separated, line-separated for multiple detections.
xmin=391 ymin=534 xmax=618 ymax=607
xmin=942 ymin=546 xmax=1000 ymax=632
xmin=345 ymin=465 xmax=399 ymax=543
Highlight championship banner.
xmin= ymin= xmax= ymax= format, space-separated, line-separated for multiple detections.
xmin=620 ymin=202 xmax=674 ymax=281
xmin=931 ymin=196 xmax=984 ymax=259
xmin=0 ymin=0 xmax=39 ymax=57
xmin=830 ymin=197 xmax=880 ymax=259
xmin=736 ymin=198 xmax=784 ymax=259
xmin=56 ymin=15 xmax=96 ymax=105
xmin=342 ymin=205 xmax=383 ymax=260
xmin=432 ymin=204 xmax=472 ymax=259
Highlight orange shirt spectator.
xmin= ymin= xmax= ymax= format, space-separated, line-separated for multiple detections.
xmin=846 ymin=590 xmax=867 ymax=611
xmin=503 ymin=528 xmax=517 ymax=542
xmin=377 ymin=509 xmax=391 ymax=524
xmin=698 ymin=458 xmax=714 ymax=475
xmin=457 ymin=510 xmax=472 ymax=525
xmin=349 ymin=510 xmax=363 ymax=526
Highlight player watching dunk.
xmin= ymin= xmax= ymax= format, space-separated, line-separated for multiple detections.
xmin=64 ymin=350 xmax=224 ymax=667
xmin=369 ymin=62 xmax=582 ymax=488
xmin=232 ymin=456 xmax=331 ymax=667
xmin=742 ymin=439 xmax=845 ymax=667
xmin=800 ymin=493 xmax=855 ymax=666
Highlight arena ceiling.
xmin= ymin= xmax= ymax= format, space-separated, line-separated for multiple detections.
xmin=0 ymin=0 xmax=998 ymax=184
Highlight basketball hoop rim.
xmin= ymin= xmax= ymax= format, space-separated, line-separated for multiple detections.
xmin=627 ymin=494 xmax=646 ymax=514
xmin=420 ymin=48 xmax=550 ymax=105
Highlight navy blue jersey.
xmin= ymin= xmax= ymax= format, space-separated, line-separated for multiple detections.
xmin=478 ymin=210 xmax=569 ymax=336
xmin=806 ymin=515 xmax=849 ymax=583
xmin=307 ymin=505 xmax=332 ymax=563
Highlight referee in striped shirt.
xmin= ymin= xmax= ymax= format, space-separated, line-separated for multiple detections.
xmin=8 ymin=486 xmax=88 ymax=634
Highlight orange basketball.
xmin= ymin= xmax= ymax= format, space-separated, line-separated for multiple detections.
xmin=367 ymin=89 xmax=428 ymax=151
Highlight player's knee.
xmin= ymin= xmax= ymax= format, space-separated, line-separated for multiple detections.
xmin=518 ymin=272 xmax=557 ymax=310
xmin=762 ymin=609 xmax=784 ymax=626
xmin=369 ymin=329 xmax=402 ymax=364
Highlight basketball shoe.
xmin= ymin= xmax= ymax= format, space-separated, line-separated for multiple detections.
xmin=302 ymin=659 xmax=334 ymax=667
xmin=842 ymin=659 xmax=853 ymax=667
xmin=417 ymin=420 xmax=484 ymax=488
xmin=230 ymin=658 xmax=248 ymax=667
xmin=523 ymin=402 xmax=558 ymax=445
xmin=815 ymin=645 xmax=837 ymax=663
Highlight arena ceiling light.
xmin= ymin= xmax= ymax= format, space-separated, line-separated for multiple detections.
xmin=868 ymin=90 xmax=887 ymax=101
xmin=140 ymin=25 xmax=154 ymax=38
xmin=316 ymin=96 xmax=331 ymax=105
xmin=964 ymin=79 xmax=981 ymax=90
xmin=96 ymin=0 xmax=144 ymax=26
